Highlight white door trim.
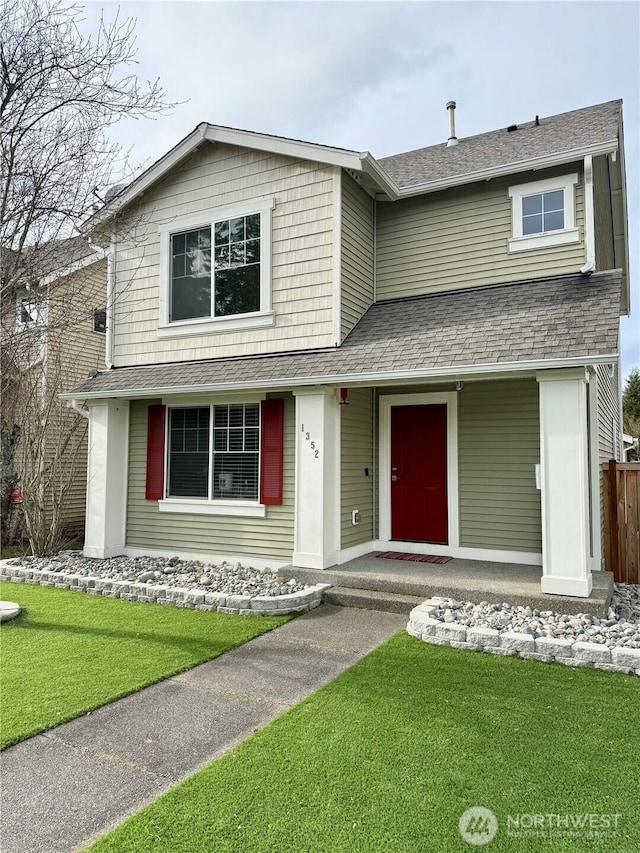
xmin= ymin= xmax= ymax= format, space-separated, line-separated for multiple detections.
xmin=379 ymin=392 xmax=459 ymax=547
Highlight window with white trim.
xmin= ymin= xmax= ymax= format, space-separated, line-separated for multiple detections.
xmin=158 ymin=198 xmax=274 ymax=337
xmin=508 ymin=173 xmax=579 ymax=252
xmin=167 ymin=403 xmax=260 ymax=501
xmin=16 ymin=293 xmax=46 ymax=329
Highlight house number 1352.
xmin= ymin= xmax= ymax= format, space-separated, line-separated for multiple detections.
xmin=301 ymin=424 xmax=320 ymax=458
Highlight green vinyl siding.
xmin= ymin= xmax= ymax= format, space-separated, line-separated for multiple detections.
xmin=376 ymin=165 xmax=585 ymax=300
xmin=458 ymin=379 xmax=542 ymax=552
xmin=340 ymin=173 xmax=374 ymax=339
xmin=126 ymin=394 xmax=295 ymax=561
xmin=340 ymin=388 xmax=374 ymax=549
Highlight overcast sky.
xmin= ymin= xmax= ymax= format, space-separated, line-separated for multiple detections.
xmin=80 ymin=0 xmax=640 ymax=373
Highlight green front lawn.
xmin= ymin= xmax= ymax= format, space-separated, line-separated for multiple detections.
xmin=88 ymin=634 xmax=639 ymax=852
xmin=0 ymin=581 xmax=290 ymax=749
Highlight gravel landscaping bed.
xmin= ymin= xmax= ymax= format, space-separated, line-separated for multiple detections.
xmin=1 ymin=552 xmax=329 ymax=615
xmin=408 ymin=584 xmax=640 ymax=675
xmin=414 ymin=584 xmax=640 ymax=647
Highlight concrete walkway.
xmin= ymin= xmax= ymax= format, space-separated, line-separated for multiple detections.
xmin=0 ymin=604 xmax=405 ymax=853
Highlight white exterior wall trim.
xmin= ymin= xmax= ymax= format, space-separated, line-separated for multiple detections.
xmin=378 ymin=391 xmax=459 ymax=547
xmin=374 ymin=541 xmax=542 ymax=566
xmin=293 ymin=387 xmax=340 ymax=569
xmin=537 ymin=368 xmax=593 ymax=598
xmin=581 ymin=155 xmax=596 ymax=273
xmin=587 ymin=368 xmax=602 ymax=570
xmin=336 ymin=540 xmax=543 ymax=566
xmin=61 ymin=354 xmax=620 ymax=402
xmin=83 ymin=399 xmax=130 ymax=559
xmin=332 ymin=168 xmax=342 ymax=345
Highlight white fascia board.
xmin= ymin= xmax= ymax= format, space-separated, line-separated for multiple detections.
xmin=82 ymin=123 xmax=210 ymax=232
xmin=393 ymin=139 xmax=619 ymax=199
xmin=358 ymin=153 xmax=400 ymax=199
xmin=59 ymin=353 xmax=619 ymax=402
xmin=202 ymin=125 xmax=365 ymax=170
xmin=39 ymin=251 xmax=104 ymax=287
xmin=83 ymin=124 xmax=369 ymax=233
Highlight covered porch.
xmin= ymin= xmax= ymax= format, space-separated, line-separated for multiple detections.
xmin=282 ymin=553 xmax=614 ymax=617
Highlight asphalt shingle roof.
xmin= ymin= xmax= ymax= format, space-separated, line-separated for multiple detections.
xmin=69 ymin=271 xmax=621 ymax=399
xmin=379 ymin=100 xmax=621 ymax=188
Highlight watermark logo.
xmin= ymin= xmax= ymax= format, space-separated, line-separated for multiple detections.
xmin=458 ymin=806 xmax=498 ymax=846
xmin=506 ymin=813 xmax=622 ymax=840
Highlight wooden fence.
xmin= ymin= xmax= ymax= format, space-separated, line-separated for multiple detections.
xmin=603 ymin=461 xmax=640 ymax=584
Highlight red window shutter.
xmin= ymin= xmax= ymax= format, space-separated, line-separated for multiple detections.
xmin=260 ymin=398 xmax=284 ymax=505
xmin=146 ymin=404 xmax=166 ymax=500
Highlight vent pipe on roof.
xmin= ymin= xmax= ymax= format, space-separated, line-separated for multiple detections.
xmin=446 ymin=101 xmax=458 ymax=147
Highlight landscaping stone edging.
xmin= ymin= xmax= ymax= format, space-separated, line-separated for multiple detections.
xmin=0 ymin=563 xmax=331 ymax=616
xmin=407 ymin=602 xmax=640 ymax=676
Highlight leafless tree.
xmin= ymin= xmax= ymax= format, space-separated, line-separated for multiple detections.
xmin=1 ymin=0 xmax=173 ymax=553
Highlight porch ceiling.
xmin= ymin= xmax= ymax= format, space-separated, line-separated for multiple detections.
xmin=67 ymin=270 xmax=621 ymax=400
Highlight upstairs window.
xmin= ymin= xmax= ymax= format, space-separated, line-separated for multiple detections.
xmin=521 ymin=189 xmax=564 ymax=235
xmin=508 ymin=174 xmax=579 ymax=252
xmin=159 ymin=198 xmax=274 ymax=337
xmin=16 ymin=293 xmax=45 ymax=329
xmin=93 ymin=308 xmax=107 ymax=333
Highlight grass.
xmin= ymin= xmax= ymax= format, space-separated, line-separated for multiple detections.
xmin=88 ymin=633 xmax=640 ymax=853
xmin=0 ymin=581 xmax=290 ymax=749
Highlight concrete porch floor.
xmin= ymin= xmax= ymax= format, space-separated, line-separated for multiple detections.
xmin=281 ymin=554 xmax=614 ymax=617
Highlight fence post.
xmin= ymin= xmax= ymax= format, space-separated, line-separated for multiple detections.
xmin=608 ymin=459 xmax=620 ymax=580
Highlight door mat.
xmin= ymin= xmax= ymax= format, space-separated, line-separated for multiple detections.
xmin=376 ymin=551 xmax=453 ymax=564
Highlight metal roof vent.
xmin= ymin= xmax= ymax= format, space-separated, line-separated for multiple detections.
xmin=446 ymin=101 xmax=458 ymax=147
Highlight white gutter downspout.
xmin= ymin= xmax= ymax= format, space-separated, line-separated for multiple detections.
xmin=105 ymin=225 xmax=116 ymax=368
xmin=581 ymin=154 xmax=595 ymax=274
xmin=69 ymin=399 xmax=89 ymax=419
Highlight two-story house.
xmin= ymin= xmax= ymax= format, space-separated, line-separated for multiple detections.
xmin=64 ymin=100 xmax=629 ymax=599
xmin=1 ymin=237 xmax=106 ymax=548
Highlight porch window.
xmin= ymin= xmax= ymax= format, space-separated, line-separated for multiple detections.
xmin=167 ymin=404 xmax=259 ymax=501
xmin=148 ymin=399 xmax=283 ymax=514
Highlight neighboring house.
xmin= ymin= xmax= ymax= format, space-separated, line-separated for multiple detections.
xmin=1 ymin=237 xmax=107 ymax=543
xmin=64 ymin=99 xmax=629 ymax=599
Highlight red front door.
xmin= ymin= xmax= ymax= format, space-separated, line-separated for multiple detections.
xmin=390 ymin=404 xmax=448 ymax=543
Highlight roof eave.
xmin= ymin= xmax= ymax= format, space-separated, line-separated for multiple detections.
xmin=391 ymin=139 xmax=620 ymax=199
xmin=61 ymin=353 xmax=619 ymax=402
xmin=81 ymin=124 xmax=371 ymax=232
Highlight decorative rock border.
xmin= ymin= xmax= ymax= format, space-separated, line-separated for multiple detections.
xmin=0 ymin=563 xmax=330 ymax=616
xmin=408 ymin=602 xmax=640 ymax=676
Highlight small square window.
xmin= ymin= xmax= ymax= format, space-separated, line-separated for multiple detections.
xmin=508 ymin=174 xmax=579 ymax=253
xmin=521 ymin=189 xmax=565 ymax=236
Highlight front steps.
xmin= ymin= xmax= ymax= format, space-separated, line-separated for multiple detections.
xmin=323 ymin=586 xmax=423 ymax=615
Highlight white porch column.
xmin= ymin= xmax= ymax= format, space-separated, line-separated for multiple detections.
xmin=84 ymin=399 xmax=130 ymax=559
xmin=537 ymin=369 xmax=592 ymax=597
xmin=293 ymin=387 xmax=340 ymax=569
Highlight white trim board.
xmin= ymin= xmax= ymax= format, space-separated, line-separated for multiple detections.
xmin=378 ymin=391 xmax=459 ymax=548
xmin=60 ymin=354 xmax=620 ymax=402
xmin=373 ymin=540 xmax=542 ymax=566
